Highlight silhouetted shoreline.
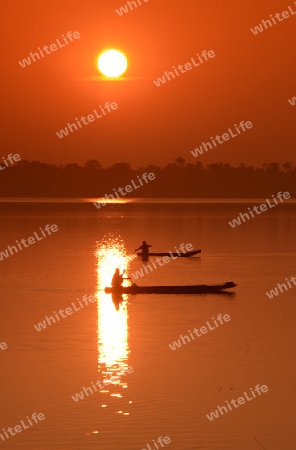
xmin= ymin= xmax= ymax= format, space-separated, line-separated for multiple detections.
xmin=1 ymin=158 xmax=295 ymax=198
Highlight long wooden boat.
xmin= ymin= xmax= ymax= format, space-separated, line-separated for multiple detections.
xmin=136 ymin=250 xmax=201 ymax=258
xmin=105 ymin=281 xmax=236 ymax=295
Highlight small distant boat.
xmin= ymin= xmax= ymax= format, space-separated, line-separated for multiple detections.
xmin=105 ymin=281 xmax=236 ymax=295
xmin=136 ymin=250 xmax=201 ymax=258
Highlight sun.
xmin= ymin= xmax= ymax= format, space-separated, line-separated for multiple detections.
xmin=98 ymin=50 xmax=127 ymax=78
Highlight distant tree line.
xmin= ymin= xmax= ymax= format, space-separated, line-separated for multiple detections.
xmin=0 ymin=158 xmax=295 ymax=198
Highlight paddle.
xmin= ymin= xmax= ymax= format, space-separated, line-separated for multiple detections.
xmin=123 ymin=270 xmax=135 ymax=285
xmin=123 ymin=270 xmax=132 ymax=281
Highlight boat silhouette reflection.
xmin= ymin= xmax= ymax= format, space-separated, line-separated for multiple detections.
xmin=112 ymin=293 xmax=124 ymax=310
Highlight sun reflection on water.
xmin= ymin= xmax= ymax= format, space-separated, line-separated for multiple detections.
xmin=95 ymin=234 xmax=133 ymax=417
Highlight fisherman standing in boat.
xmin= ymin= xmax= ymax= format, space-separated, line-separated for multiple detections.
xmin=135 ymin=240 xmax=151 ymax=261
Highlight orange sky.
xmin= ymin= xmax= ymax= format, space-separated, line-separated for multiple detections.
xmin=3 ymin=0 xmax=296 ymax=167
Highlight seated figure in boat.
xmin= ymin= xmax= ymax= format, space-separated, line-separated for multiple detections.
xmin=112 ymin=268 xmax=124 ymax=288
xmin=112 ymin=268 xmax=132 ymax=289
xmin=135 ymin=240 xmax=151 ymax=261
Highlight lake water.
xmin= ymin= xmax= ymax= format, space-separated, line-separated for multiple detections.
xmin=1 ymin=200 xmax=295 ymax=450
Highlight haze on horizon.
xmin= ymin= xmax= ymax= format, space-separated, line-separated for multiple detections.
xmin=3 ymin=0 xmax=296 ymax=168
